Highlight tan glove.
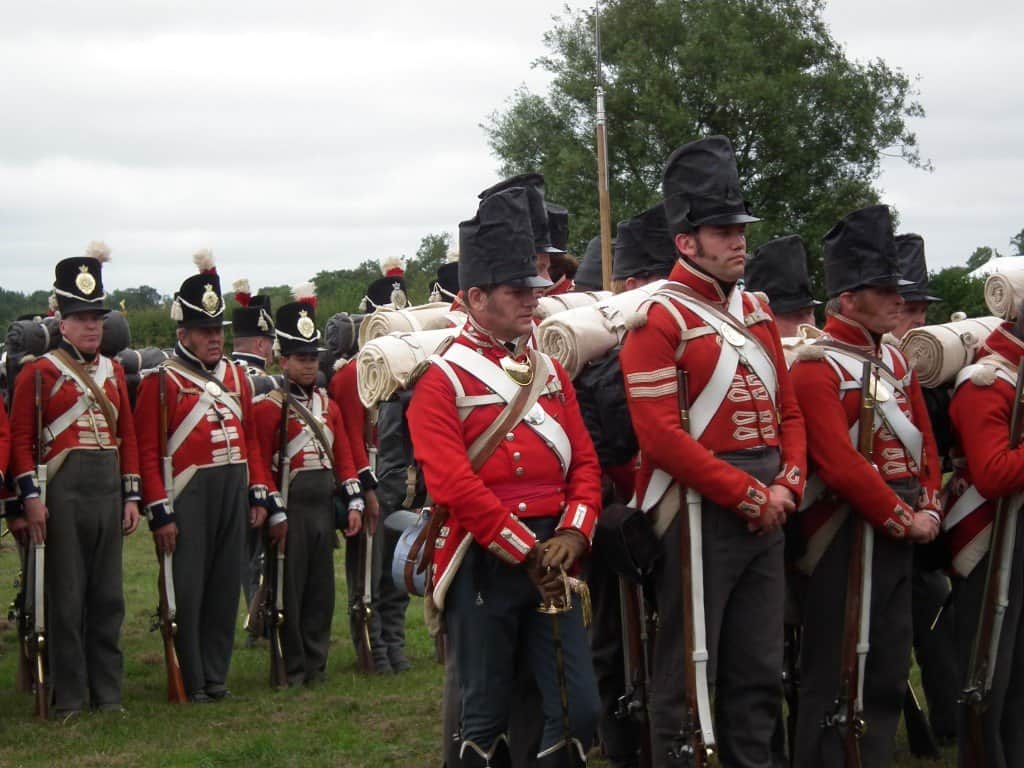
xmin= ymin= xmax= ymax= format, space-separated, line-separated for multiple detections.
xmin=523 ymin=546 xmax=564 ymax=603
xmin=541 ymin=530 xmax=588 ymax=571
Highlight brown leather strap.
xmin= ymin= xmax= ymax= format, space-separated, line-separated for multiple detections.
xmin=417 ymin=349 xmax=552 ymax=580
xmin=52 ymin=348 xmax=119 ymax=438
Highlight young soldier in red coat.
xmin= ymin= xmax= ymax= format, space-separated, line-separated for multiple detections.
xmin=946 ymin=315 xmax=1024 ymax=767
xmin=329 ymin=279 xmax=387 ymax=672
xmin=789 ymin=205 xmax=942 ymax=767
xmin=619 ymin=136 xmax=807 ymax=768
xmin=134 ymin=251 xmax=284 ymax=703
xmin=253 ymin=288 xmax=364 ymax=685
xmin=9 ymin=243 xmax=141 ymax=720
xmin=408 ymin=187 xmax=602 ymax=768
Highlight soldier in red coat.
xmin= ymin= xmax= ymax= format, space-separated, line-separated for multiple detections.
xmin=619 ymin=136 xmax=807 ymax=767
xmin=253 ymin=289 xmax=364 ymax=685
xmin=9 ymin=243 xmax=141 ymax=720
xmin=789 ymin=205 xmax=942 ymax=766
xmin=408 ymin=187 xmax=602 ymax=767
xmin=946 ymin=316 xmax=1024 ymax=767
xmin=134 ymin=251 xmax=284 ymax=703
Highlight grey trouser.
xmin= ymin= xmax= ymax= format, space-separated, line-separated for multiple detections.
xmin=650 ymin=448 xmax=784 ymax=768
xmin=172 ymin=463 xmax=246 ymax=696
xmin=46 ymin=450 xmax=125 ymax=712
xmin=588 ymin=547 xmax=641 ymax=765
xmin=345 ymin=525 xmax=387 ymax=666
xmin=442 ymin=636 xmax=544 ymax=768
xmin=241 ymin=510 xmax=262 ymax=614
xmin=446 ymin=517 xmax=600 ymax=758
xmin=954 ymin=510 xmax=1024 ymax=768
xmin=794 ymin=480 xmax=918 ymax=768
xmin=281 ymin=470 xmax=335 ymax=685
xmin=910 ymin=558 xmax=958 ymax=739
xmin=378 ymin=508 xmax=411 ymax=660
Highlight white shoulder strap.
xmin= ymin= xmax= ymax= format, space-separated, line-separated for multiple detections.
xmin=443 ymin=344 xmax=573 ymax=475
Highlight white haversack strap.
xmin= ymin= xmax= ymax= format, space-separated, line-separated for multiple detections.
xmin=943 ymin=484 xmax=986 ymax=531
xmin=443 ymin=344 xmax=572 ymax=474
xmin=822 ymin=348 xmax=923 ymax=465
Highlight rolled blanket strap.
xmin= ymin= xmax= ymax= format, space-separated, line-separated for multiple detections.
xmin=356 ymin=328 xmax=458 ymax=408
xmin=984 ymin=271 xmax=1024 ymax=320
xmin=538 ymin=281 xmax=666 ymax=378
xmin=900 ymin=316 xmax=1002 ymax=388
xmin=358 ymin=302 xmax=455 ymax=347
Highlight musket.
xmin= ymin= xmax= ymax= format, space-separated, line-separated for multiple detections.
xmin=675 ymin=370 xmax=716 ymax=766
xmin=267 ymin=376 xmax=290 ymax=688
xmin=9 ymin=541 xmax=32 ymax=693
xmin=352 ymin=410 xmax=376 ymax=674
xmin=29 ymin=369 xmax=48 ymax=719
xmin=593 ymin=1 xmax=614 ymax=291
xmin=155 ymin=367 xmax=187 ymax=703
xmin=961 ymin=355 xmax=1024 ymax=765
xmin=616 ymin=577 xmax=653 ymax=768
xmin=823 ymin=360 xmax=876 ymax=766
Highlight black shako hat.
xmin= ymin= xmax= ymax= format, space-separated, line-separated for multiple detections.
xmin=574 ymin=236 xmax=605 ymax=290
xmin=546 ymin=202 xmax=570 ymax=253
xmin=823 ymin=205 xmax=912 ymax=298
xmin=435 ymin=261 xmax=460 ymax=298
xmin=171 ymin=250 xmax=227 ymax=328
xmin=662 ymin=135 xmax=759 ymax=235
xmin=747 ymin=235 xmax=822 ymax=315
xmin=613 ymin=202 xmax=677 ymax=281
xmin=276 ymin=300 xmax=323 ymax=356
xmin=53 ymin=241 xmax=112 ymax=317
xmin=362 ymin=276 xmax=410 ymax=311
xmin=895 ymin=234 xmax=941 ymax=303
xmin=232 ymin=294 xmax=275 ymax=339
xmin=459 ymin=187 xmax=553 ymax=290
xmin=478 ymin=173 xmax=564 ymax=254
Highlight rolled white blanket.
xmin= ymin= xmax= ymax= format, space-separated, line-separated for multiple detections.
xmin=358 ymin=302 xmax=455 ymax=347
xmin=356 ymin=328 xmax=458 ymax=408
xmin=899 ymin=316 xmax=1002 ymax=388
xmin=538 ymin=281 xmax=667 ymax=378
xmin=984 ymin=271 xmax=1024 ymax=319
xmin=534 ymin=291 xmax=611 ymax=321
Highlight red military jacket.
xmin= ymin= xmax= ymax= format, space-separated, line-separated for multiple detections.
xmin=134 ymin=344 xmax=271 ymax=527
xmin=0 ymin=397 xmax=10 ymax=485
xmin=790 ymin=313 xmax=942 ymax=552
xmin=10 ymin=342 xmax=141 ymax=499
xmin=407 ymin=318 xmax=602 ymax=609
xmin=253 ymin=384 xmax=360 ymax=494
xmin=328 ymin=358 xmax=375 ymax=488
xmin=947 ymin=322 xmax=1024 ymax=577
xmin=619 ymin=259 xmax=806 ymax=523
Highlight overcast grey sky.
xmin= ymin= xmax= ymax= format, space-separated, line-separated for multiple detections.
xmin=1 ymin=0 xmax=1020 ymax=296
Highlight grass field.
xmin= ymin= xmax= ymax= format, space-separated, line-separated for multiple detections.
xmin=0 ymin=531 xmax=957 ymax=767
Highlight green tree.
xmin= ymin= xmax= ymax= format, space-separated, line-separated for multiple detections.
xmin=966 ymin=246 xmax=1002 ymax=272
xmin=485 ymin=0 xmax=929 ymax=285
xmin=925 ymin=266 xmax=987 ymax=325
xmin=1010 ymin=228 xmax=1024 ymax=255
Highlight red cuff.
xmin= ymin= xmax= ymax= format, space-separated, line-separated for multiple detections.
xmin=557 ymin=501 xmax=598 ymax=545
xmin=483 ymin=514 xmax=538 ymax=564
xmin=878 ymin=500 xmax=915 ymax=539
xmin=733 ymin=479 xmax=771 ymax=521
xmin=774 ymin=463 xmax=805 ymax=504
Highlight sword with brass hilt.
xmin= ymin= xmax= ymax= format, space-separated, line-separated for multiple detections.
xmin=156 ymin=367 xmax=188 ymax=702
xmin=961 ymin=355 xmax=1024 ymax=766
xmin=29 ymin=369 xmax=49 ymax=720
xmin=538 ymin=565 xmax=592 ymax=765
xmin=674 ymin=369 xmax=716 ymax=766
